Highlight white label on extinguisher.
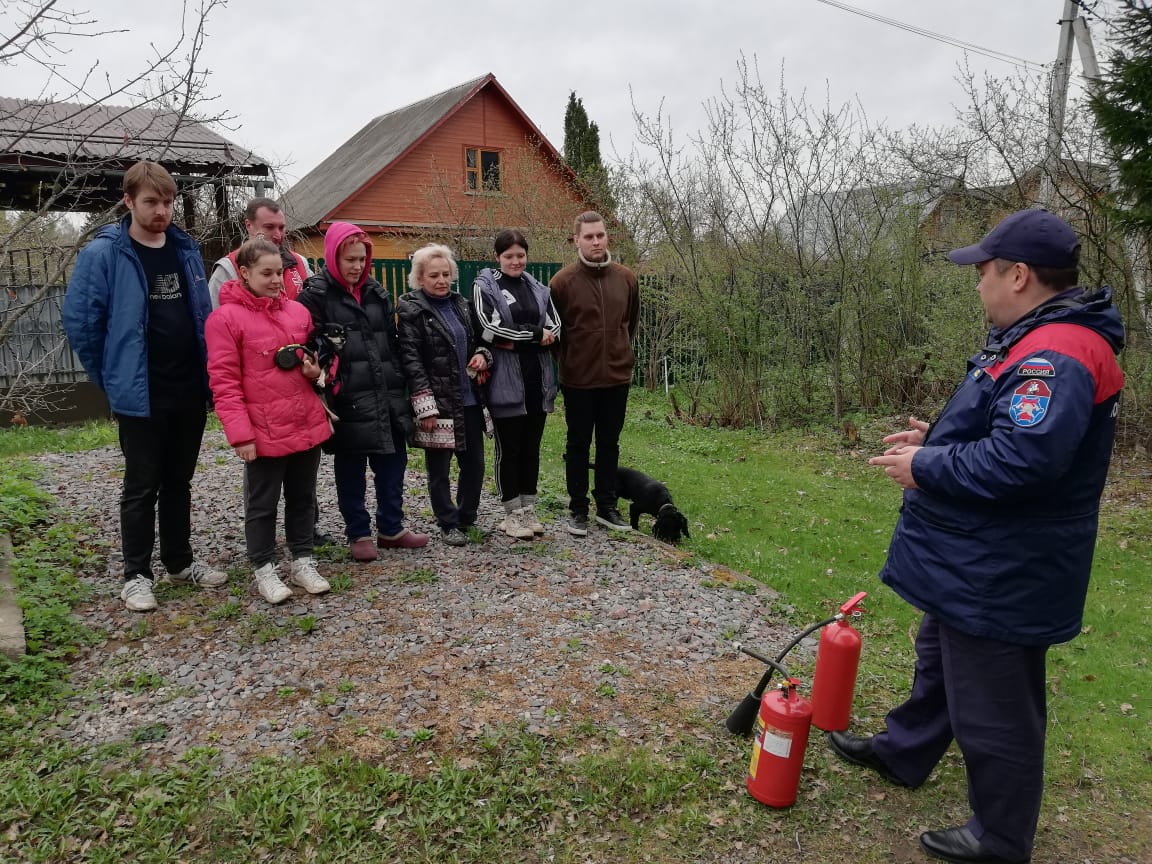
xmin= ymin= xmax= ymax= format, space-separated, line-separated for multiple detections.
xmin=761 ymin=725 xmax=793 ymax=759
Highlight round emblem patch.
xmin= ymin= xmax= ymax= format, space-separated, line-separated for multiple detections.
xmin=1009 ymin=379 xmax=1052 ymax=427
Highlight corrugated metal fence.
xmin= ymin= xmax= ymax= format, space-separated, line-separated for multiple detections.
xmin=1 ymin=248 xmax=85 ymax=389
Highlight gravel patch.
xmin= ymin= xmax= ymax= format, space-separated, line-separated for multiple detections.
xmin=31 ymin=430 xmax=794 ymax=768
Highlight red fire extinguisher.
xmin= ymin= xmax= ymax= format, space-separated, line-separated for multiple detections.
xmin=740 ymin=652 xmax=813 ymax=808
xmin=810 ymin=591 xmax=868 ymax=732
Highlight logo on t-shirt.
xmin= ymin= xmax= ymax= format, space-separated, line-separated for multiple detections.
xmin=149 ymin=273 xmax=183 ymax=302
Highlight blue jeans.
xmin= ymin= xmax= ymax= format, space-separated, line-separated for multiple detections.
xmin=332 ymin=450 xmax=408 ymax=540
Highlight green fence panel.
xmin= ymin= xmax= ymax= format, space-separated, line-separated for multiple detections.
xmin=302 ymin=259 xmax=698 ymax=388
xmin=307 ymin=258 xmax=563 ymax=306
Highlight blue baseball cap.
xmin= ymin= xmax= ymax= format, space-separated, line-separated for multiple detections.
xmin=947 ymin=209 xmax=1080 ymax=268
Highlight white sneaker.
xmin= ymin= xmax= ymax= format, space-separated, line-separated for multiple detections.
xmin=289 ymin=557 xmax=330 ymax=594
xmin=120 ymin=575 xmax=157 ymax=612
xmin=254 ymin=562 xmax=292 ymax=604
xmin=500 ymin=509 xmax=535 ymax=540
xmin=522 ymin=505 xmax=544 ymax=534
xmin=169 ymin=560 xmax=228 ymax=587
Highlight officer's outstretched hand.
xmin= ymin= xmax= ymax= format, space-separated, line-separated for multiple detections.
xmin=869 ymin=446 xmax=920 ymax=490
xmin=881 ymin=416 xmax=929 ymax=451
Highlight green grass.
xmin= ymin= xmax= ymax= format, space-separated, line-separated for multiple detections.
xmin=0 ymin=419 xmax=119 ymax=458
xmin=0 ymin=403 xmax=1149 ymax=862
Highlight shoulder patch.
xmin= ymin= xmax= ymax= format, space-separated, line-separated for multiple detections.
xmin=1017 ymin=356 xmax=1055 ymax=378
xmin=1009 ymin=379 xmax=1052 ymax=427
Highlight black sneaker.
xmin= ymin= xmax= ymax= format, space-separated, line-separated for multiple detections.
xmin=595 ymin=509 xmax=632 ymax=531
xmin=567 ymin=514 xmax=589 ymax=536
xmin=312 ymin=528 xmax=335 ymax=547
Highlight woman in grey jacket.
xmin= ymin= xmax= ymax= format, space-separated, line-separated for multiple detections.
xmin=473 ymin=230 xmax=561 ymax=539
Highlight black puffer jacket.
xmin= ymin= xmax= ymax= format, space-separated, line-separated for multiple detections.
xmin=297 ymin=270 xmax=413 ymax=454
xmin=396 ymin=289 xmax=491 ymax=451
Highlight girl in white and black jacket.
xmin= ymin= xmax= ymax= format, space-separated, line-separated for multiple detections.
xmin=473 ymin=230 xmax=562 ymax=540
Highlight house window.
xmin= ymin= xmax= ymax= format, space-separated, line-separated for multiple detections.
xmin=465 ymin=147 xmax=501 ymax=192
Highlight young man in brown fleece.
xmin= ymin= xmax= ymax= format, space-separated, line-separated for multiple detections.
xmin=548 ymin=211 xmax=640 ymax=536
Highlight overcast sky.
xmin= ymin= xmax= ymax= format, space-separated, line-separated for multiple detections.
xmin=3 ymin=0 xmax=1114 ymax=187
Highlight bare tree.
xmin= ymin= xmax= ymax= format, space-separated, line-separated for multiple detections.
xmin=616 ymin=57 xmax=936 ymax=427
xmin=0 ymin=0 xmax=238 ymax=418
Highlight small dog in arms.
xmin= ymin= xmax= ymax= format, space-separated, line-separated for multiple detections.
xmin=614 ymin=465 xmax=691 ymax=544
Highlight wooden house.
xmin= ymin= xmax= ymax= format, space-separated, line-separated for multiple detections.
xmin=279 ymin=74 xmax=592 ymax=261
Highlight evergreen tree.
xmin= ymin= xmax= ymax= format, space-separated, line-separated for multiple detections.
xmin=562 ymin=92 xmax=616 ymax=214
xmin=1090 ymin=0 xmax=1152 ymax=231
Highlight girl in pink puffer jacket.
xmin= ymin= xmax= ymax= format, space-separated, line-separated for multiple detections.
xmin=206 ymin=238 xmax=332 ymax=604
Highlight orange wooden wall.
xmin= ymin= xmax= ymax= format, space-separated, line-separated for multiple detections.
xmin=331 ymin=86 xmax=586 ymax=230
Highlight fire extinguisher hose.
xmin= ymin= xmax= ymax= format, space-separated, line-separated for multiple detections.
xmin=725 ymin=614 xmax=838 ymax=735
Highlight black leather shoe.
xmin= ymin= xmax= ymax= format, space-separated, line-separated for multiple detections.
xmin=312 ymin=528 xmax=335 ymax=547
xmin=919 ymin=826 xmax=1029 ymax=863
xmin=826 ymin=731 xmax=909 ymax=786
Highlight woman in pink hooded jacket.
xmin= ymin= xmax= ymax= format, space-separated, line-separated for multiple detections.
xmin=206 ymin=238 xmax=333 ymax=604
xmin=296 ymin=222 xmax=426 ymax=562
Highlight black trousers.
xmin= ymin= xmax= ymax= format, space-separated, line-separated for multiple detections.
xmin=492 ymin=409 xmax=547 ymax=504
xmin=561 ymin=384 xmax=629 ymax=516
xmin=424 ymin=404 xmax=486 ymax=530
xmin=872 ymin=614 xmax=1048 ymax=861
xmin=244 ymin=446 xmax=322 ymax=566
xmin=115 ymin=403 xmax=207 ymax=579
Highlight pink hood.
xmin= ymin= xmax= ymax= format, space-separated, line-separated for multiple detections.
xmin=324 ymin=222 xmax=373 ymax=292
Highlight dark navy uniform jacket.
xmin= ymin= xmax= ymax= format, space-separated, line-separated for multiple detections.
xmin=881 ymin=287 xmax=1125 ymax=646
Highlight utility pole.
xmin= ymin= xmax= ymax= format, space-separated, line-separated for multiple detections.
xmin=1039 ymin=0 xmax=1100 ymax=209
xmin=1042 ymin=3 xmax=1147 ymax=334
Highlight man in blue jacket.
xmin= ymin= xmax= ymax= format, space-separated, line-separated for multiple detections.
xmin=63 ymin=161 xmax=226 ymax=612
xmin=827 ymin=210 xmax=1124 ymax=864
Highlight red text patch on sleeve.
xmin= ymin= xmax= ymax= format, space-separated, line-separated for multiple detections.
xmin=1017 ymin=357 xmax=1055 ymax=378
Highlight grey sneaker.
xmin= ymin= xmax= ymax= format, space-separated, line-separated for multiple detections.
xmin=567 ymin=514 xmax=589 ymax=536
xmin=441 ymin=527 xmax=469 ymax=547
xmin=169 ymin=560 xmax=228 ymax=587
xmin=500 ymin=509 xmax=535 ymax=540
xmin=120 ymin=575 xmax=157 ymax=612
xmin=288 ymin=557 xmax=330 ymax=594
xmin=522 ymin=505 xmax=544 ymax=534
xmin=254 ymin=562 xmax=292 ymax=604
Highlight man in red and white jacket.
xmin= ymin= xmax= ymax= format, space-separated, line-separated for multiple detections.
xmin=209 ymin=197 xmax=312 ymax=308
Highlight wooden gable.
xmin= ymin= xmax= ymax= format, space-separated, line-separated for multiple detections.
xmin=286 ymin=75 xmax=591 ymax=260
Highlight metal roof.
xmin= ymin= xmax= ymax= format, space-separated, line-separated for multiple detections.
xmin=0 ymin=96 xmax=271 ymax=211
xmin=279 ymin=73 xmax=570 ymax=231
xmin=0 ymin=96 xmax=269 ymax=171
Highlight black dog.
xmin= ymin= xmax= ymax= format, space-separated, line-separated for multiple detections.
xmin=614 ymin=466 xmax=690 ymax=544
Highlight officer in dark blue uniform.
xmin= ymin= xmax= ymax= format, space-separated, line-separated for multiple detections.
xmin=827 ymin=209 xmax=1125 ymax=864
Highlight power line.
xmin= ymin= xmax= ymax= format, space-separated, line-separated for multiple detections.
xmin=813 ymin=0 xmax=1048 ymax=71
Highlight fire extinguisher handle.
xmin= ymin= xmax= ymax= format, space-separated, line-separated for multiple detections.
xmin=838 ymin=591 xmax=869 ymax=616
